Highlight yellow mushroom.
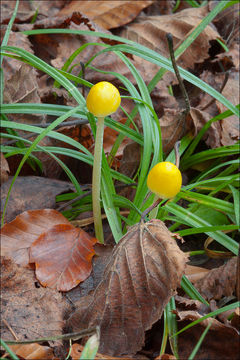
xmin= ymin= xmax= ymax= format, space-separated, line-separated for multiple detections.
xmin=147 ymin=161 xmax=182 ymax=199
xmin=86 ymin=81 xmax=121 ymax=243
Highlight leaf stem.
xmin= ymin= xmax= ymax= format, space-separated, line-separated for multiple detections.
xmin=92 ymin=116 xmax=105 ymax=243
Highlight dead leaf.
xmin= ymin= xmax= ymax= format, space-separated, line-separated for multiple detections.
xmin=192 ymin=257 xmax=238 ymax=301
xmin=1 ymin=256 xmax=67 ymax=342
xmin=176 ymin=308 xmax=239 ymax=360
xmin=211 ymin=1 xmax=239 ymax=43
xmin=1 ymin=176 xmax=75 ymax=223
xmin=216 ymin=71 xmax=239 ymax=146
xmin=0 ymin=153 xmax=10 ymax=184
xmin=3 ymin=64 xmax=44 ymax=124
xmin=185 ymin=264 xmax=210 ymax=283
xmin=68 ymin=219 xmax=187 ymax=356
xmin=30 ymin=224 xmax=97 ymax=291
xmin=0 ymin=30 xmax=34 ymax=81
xmin=58 ymin=1 xmax=154 ymax=30
xmin=1 ymin=209 xmax=71 ymax=265
xmin=6 ymin=343 xmax=54 ymax=360
xmin=121 ymin=5 xmax=220 ymax=83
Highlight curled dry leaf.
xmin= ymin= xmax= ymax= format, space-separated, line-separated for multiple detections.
xmin=58 ymin=0 xmax=154 ymax=30
xmin=30 ymin=224 xmax=97 ymax=292
xmin=1 ymin=209 xmax=70 ymax=265
xmin=68 ymin=219 xmax=187 ymax=356
xmin=192 ymin=257 xmax=238 ymax=301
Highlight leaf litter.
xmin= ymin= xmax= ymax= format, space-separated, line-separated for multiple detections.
xmin=1 ymin=1 xmax=239 ymax=359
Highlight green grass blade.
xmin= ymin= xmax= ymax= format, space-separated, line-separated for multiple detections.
xmin=165 ymin=298 xmax=179 ymax=359
xmin=0 ymin=46 xmax=85 ymax=105
xmin=188 ymin=321 xmax=212 ymax=360
xmin=164 ymin=202 xmax=239 ymax=255
xmin=173 ymin=301 xmax=240 ymax=337
xmin=181 ymin=275 xmax=209 ymax=306
xmin=229 ymin=185 xmax=240 ymax=227
xmin=1 ymin=105 xmax=83 ymax=225
xmin=0 ymin=339 xmax=19 ymax=360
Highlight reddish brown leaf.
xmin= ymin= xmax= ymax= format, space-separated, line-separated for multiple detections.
xmin=6 ymin=343 xmax=54 ymax=360
xmin=1 ymin=209 xmax=71 ymax=265
xmin=68 ymin=219 xmax=187 ymax=356
xmin=58 ymin=1 xmax=154 ymax=30
xmin=30 ymin=224 xmax=97 ymax=291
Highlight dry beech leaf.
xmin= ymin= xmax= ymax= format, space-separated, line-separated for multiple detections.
xmin=1 ymin=176 xmax=75 ymax=223
xmin=0 ymin=31 xmax=33 ymax=81
xmin=1 ymin=209 xmax=71 ymax=265
xmin=1 ymin=256 xmax=67 ymax=342
xmin=68 ymin=219 xmax=187 ymax=356
xmin=122 ymin=5 xmax=219 ymax=67
xmin=176 ymin=308 xmax=239 ymax=360
xmin=6 ymin=343 xmax=54 ymax=360
xmin=3 ymin=63 xmax=44 ymax=124
xmin=192 ymin=257 xmax=238 ymax=301
xmin=0 ymin=153 xmax=10 ymax=184
xmin=30 ymin=224 xmax=97 ymax=292
xmin=58 ymin=0 xmax=154 ymax=30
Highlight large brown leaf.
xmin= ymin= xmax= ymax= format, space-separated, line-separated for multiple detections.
xmin=122 ymin=6 xmax=220 ymax=70
xmin=1 ymin=209 xmax=70 ymax=265
xmin=1 ymin=176 xmax=75 ymax=223
xmin=58 ymin=1 xmax=154 ymax=30
xmin=1 ymin=256 xmax=67 ymax=342
xmin=30 ymin=224 xmax=97 ymax=291
xmin=68 ymin=219 xmax=187 ymax=356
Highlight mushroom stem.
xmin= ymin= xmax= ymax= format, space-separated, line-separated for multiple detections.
xmin=92 ymin=116 xmax=105 ymax=243
xmin=141 ymin=197 xmax=161 ymax=221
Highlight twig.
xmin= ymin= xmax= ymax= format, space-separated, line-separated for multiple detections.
xmin=166 ymin=33 xmax=190 ymax=115
xmin=141 ymin=198 xmax=161 ymax=221
xmin=174 ymin=140 xmax=181 ymax=168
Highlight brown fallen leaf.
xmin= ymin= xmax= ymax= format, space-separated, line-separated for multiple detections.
xmin=30 ymin=224 xmax=97 ymax=291
xmin=176 ymin=308 xmax=239 ymax=360
xmin=58 ymin=0 xmax=154 ymax=30
xmin=0 ymin=153 xmax=10 ymax=184
xmin=1 ymin=256 xmax=67 ymax=342
xmin=5 ymin=343 xmax=54 ymax=360
xmin=3 ymin=63 xmax=44 ymax=124
xmin=121 ymin=5 xmax=220 ymax=83
xmin=1 ymin=176 xmax=75 ymax=223
xmin=0 ymin=30 xmax=34 ymax=81
xmin=192 ymin=257 xmax=238 ymax=301
xmin=1 ymin=209 xmax=70 ymax=265
xmin=68 ymin=219 xmax=187 ymax=356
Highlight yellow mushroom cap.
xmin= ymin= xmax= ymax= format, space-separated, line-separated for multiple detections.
xmin=86 ymin=81 xmax=121 ymax=117
xmin=147 ymin=161 xmax=182 ymax=199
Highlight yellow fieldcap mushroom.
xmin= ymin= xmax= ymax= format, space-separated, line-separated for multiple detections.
xmin=86 ymin=81 xmax=121 ymax=117
xmin=86 ymin=81 xmax=121 ymax=244
xmin=147 ymin=161 xmax=182 ymax=199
